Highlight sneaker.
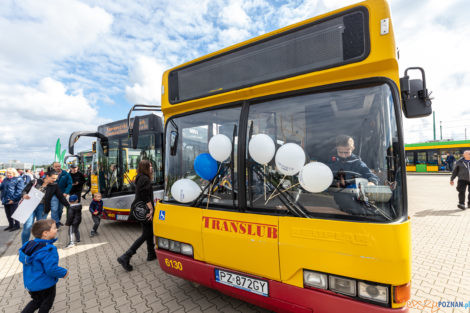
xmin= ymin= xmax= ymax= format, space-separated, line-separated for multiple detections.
xmin=458 ymin=204 xmax=466 ymax=210
xmin=65 ymin=242 xmax=76 ymax=248
xmin=90 ymin=231 xmax=96 ymax=237
xmin=57 ymin=222 xmax=63 ymax=227
xmin=3 ymin=226 xmax=12 ymax=231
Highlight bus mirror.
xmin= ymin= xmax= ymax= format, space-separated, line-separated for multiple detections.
xmin=170 ymin=131 xmax=178 ymax=156
xmin=131 ymin=116 xmax=140 ymax=149
xmin=400 ymin=67 xmax=432 ymax=118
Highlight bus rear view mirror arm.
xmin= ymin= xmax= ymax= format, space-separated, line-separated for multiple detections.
xmin=400 ymin=67 xmax=433 ymax=118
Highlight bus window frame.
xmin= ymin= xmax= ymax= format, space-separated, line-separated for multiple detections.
xmin=168 ymin=6 xmax=371 ymax=104
xmin=163 ymin=77 xmax=408 ymax=223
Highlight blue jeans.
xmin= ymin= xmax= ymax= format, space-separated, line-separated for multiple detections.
xmin=50 ymin=196 xmax=63 ymax=224
xmin=21 ymin=204 xmax=46 ymax=244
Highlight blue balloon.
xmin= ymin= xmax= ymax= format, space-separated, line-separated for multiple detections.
xmin=194 ymin=153 xmax=218 ymax=180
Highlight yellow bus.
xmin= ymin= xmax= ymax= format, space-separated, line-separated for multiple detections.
xmin=69 ymin=110 xmax=164 ymax=221
xmin=154 ymin=0 xmax=432 ymax=312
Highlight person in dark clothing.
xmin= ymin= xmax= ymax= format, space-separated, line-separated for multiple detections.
xmin=450 ymin=150 xmax=470 ymax=210
xmin=51 ymin=162 xmax=73 ymax=227
xmin=328 ymin=135 xmax=379 ymax=186
xmin=89 ymin=193 xmax=103 ymax=237
xmin=65 ymin=195 xmax=82 ymax=248
xmin=117 ymin=160 xmax=156 ymax=271
xmin=446 ymin=153 xmax=456 ymax=172
xmin=19 ymin=219 xmax=68 ymax=313
xmin=22 ymin=169 xmax=71 ymax=245
xmin=69 ymin=165 xmax=86 ymax=203
xmin=327 ymin=135 xmax=379 ymax=215
xmin=0 ymin=168 xmax=24 ymax=231
xmin=82 ymin=166 xmax=92 ymax=200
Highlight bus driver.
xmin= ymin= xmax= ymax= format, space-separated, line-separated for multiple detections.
xmin=328 ymin=135 xmax=379 ymax=187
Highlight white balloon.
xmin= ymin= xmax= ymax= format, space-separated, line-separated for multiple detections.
xmin=171 ymin=179 xmax=202 ymax=203
xmin=299 ymin=162 xmax=333 ymax=193
xmin=275 ymin=143 xmax=305 ymax=176
xmin=208 ymin=134 xmax=232 ymax=162
xmin=248 ymin=134 xmax=275 ymax=165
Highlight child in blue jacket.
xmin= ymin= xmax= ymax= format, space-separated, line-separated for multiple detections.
xmin=19 ymin=219 xmax=68 ymax=312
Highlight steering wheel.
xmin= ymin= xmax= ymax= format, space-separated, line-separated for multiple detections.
xmin=331 ymin=170 xmax=363 ymax=187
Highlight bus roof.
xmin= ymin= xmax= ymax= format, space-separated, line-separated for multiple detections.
xmin=405 ymin=140 xmax=470 ymax=150
xmin=97 ymin=114 xmax=162 ymax=138
xmin=161 ymin=0 xmax=397 ymax=116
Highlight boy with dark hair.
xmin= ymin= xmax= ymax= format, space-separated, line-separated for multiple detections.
xmin=19 ymin=219 xmax=68 ymax=313
xmin=89 ymin=193 xmax=103 ymax=237
xmin=65 ymin=194 xmax=82 ymax=248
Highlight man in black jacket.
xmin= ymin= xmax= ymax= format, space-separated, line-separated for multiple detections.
xmin=69 ymin=165 xmax=86 ymax=203
xmin=450 ymin=150 xmax=470 ymax=210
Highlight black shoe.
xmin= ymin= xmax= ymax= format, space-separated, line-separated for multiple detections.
xmin=57 ymin=222 xmax=63 ymax=227
xmin=90 ymin=231 xmax=96 ymax=237
xmin=458 ymin=204 xmax=466 ymax=210
xmin=4 ymin=226 xmax=12 ymax=231
xmin=117 ymin=254 xmax=133 ymax=271
xmin=147 ymin=253 xmax=157 ymax=261
xmin=9 ymin=226 xmax=20 ymax=232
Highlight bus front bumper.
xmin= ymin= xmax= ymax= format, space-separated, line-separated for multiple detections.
xmin=156 ymin=249 xmax=408 ymax=313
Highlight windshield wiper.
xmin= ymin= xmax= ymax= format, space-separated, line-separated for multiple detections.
xmin=251 ymin=164 xmax=309 ymax=218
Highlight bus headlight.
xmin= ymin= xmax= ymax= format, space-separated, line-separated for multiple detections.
xmin=358 ymin=282 xmax=388 ymax=303
xmin=303 ymin=270 xmax=328 ymax=289
xmin=169 ymin=240 xmax=181 ymax=253
xmin=329 ymin=275 xmax=356 ymax=296
xmin=157 ymin=237 xmax=169 ymax=249
xmin=181 ymin=243 xmax=193 ymax=256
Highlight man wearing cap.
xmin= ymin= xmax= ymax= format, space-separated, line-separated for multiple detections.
xmin=69 ymin=165 xmax=86 ymax=203
xmin=51 ymin=162 xmax=73 ymax=226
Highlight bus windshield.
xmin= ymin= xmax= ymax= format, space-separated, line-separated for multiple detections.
xmin=96 ymin=134 xmax=163 ymax=197
xmin=165 ymin=83 xmax=403 ymax=222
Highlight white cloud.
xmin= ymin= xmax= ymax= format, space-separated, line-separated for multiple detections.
xmin=125 ymin=56 xmax=167 ymax=106
xmin=0 ymin=0 xmax=112 ymax=83
xmin=0 ymin=78 xmax=107 ymax=163
xmin=220 ymin=0 xmax=251 ymax=28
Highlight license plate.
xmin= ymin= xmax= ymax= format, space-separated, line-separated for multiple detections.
xmin=116 ymin=215 xmax=128 ymax=221
xmin=215 ymin=269 xmax=269 ymax=296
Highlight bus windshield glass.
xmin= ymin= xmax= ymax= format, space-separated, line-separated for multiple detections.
xmin=97 ymin=134 xmax=163 ymax=196
xmin=165 ymin=83 xmax=403 ymax=222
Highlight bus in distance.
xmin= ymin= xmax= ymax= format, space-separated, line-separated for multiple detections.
xmin=69 ymin=112 xmax=164 ymax=221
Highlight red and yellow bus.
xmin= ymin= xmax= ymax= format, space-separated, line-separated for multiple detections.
xmin=154 ymin=0 xmax=432 ymax=312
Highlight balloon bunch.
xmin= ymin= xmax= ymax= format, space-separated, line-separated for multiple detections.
xmin=171 ymin=134 xmax=232 ymax=204
xmin=248 ymin=134 xmax=333 ymax=204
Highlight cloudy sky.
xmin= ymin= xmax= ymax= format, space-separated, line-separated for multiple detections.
xmin=1 ymin=0 xmax=469 ymax=164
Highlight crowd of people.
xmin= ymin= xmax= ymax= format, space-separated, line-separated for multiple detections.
xmin=0 ymin=160 xmax=155 ymax=312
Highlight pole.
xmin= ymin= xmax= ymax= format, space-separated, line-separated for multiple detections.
xmin=433 ymin=111 xmax=436 ymax=140
xmin=440 ymin=121 xmax=442 ymax=140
